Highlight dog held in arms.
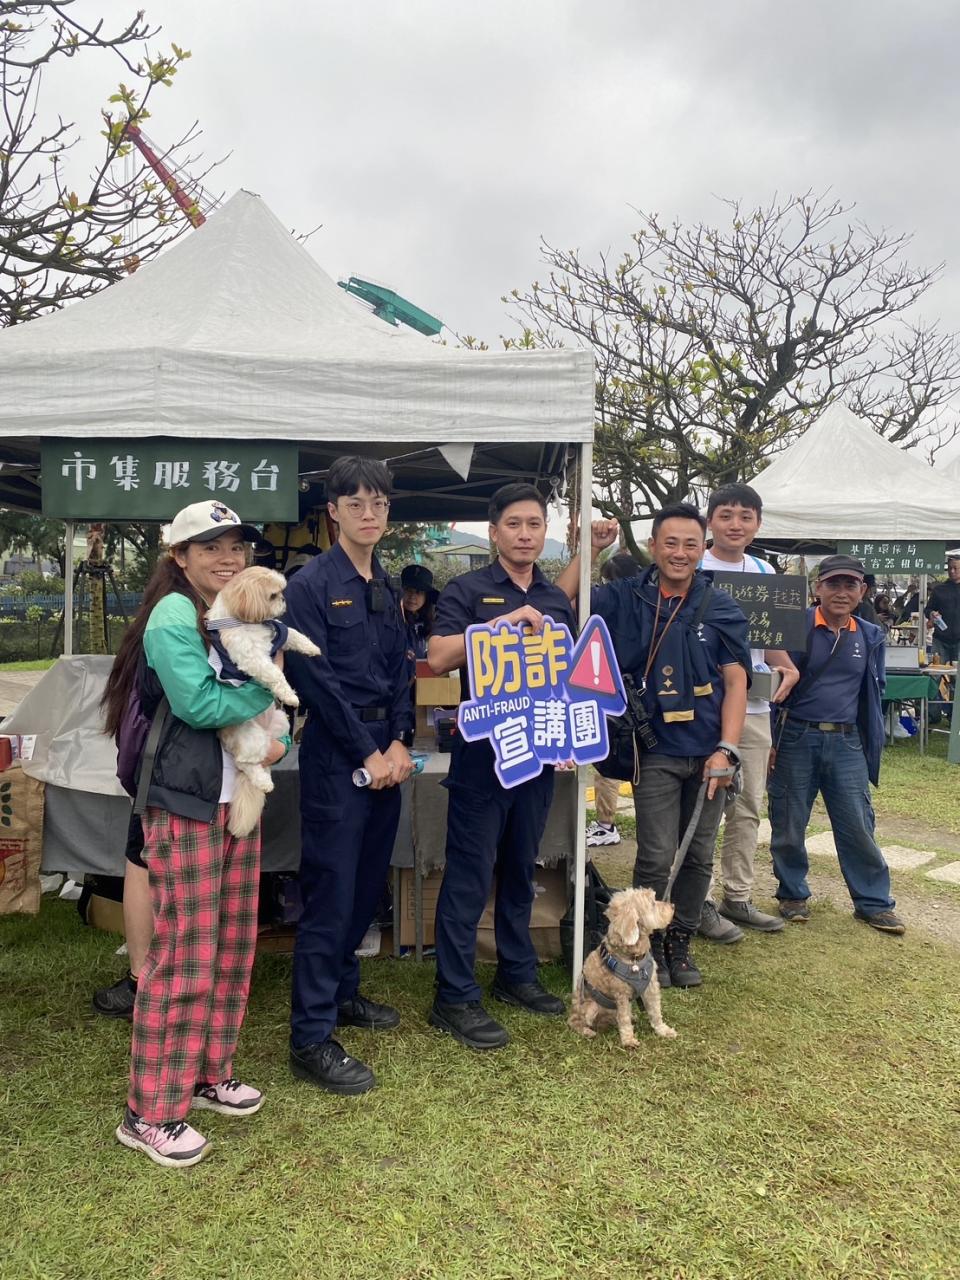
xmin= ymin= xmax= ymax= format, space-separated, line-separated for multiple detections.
xmin=568 ymin=887 xmax=677 ymax=1048
xmin=205 ymin=566 xmax=321 ymax=837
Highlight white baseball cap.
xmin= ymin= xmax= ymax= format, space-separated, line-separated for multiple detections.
xmin=165 ymin=500 xmax=260 ymax=546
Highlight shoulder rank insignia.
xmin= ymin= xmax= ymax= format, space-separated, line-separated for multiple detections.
xmin=331 ymin=598 xmax=353 ymax=607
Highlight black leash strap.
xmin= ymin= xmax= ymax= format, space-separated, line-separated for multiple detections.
xmin=133 ymin=696 xmax=170 ymax=817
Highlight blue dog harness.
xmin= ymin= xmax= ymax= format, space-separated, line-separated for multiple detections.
xmin=206 ymin=617 xmax=288 ymax=685
xmin=582 ymin=942 xmax=656 ymax=1010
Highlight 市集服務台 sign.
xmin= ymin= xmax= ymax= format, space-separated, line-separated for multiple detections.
xmin=41 ymin=439 xmax=300 ymax=522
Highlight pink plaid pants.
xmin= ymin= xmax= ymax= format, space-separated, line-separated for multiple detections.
xmin=128 ymin=805 xmax=260 ymax=1124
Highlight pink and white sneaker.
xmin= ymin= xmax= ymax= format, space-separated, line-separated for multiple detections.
xmin=116 ymin=1106 xmax=210 ymax=1168
xmin=191 ymin=1078 xmax=264 ymax=1117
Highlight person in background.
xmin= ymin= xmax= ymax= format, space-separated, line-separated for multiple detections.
xmin=90 ymin=819 xmax=151 ymax=1020
xmin=854 ymin=573 xmax=878 ymax=625
xmin=925 ymin=556 xmax=960 ymax=664
xmin=586 ymin=552 xmax=642 ymax=849
xmin=283 ymin=457 xmax=414 ymax=1096
xmin=400 ymin=563 xmax=437 ymax=662
xmin=873 ymin=592 xmax=895 ymax=632
xmin=697 ymin=483 xmax=799 ymax=943
xmin=102 ymin=500 xmax=288 ymax=1168
xmin=768 ymin=555 xmax=904 ymax=934
xmin=895 ymin=580 xmax=920 ymax=624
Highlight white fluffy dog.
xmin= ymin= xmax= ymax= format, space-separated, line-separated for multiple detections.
xmin=206 ymin=566 xmax=321 ymax=837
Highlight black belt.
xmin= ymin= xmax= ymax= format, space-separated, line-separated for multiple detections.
xmin=354 ymin=705 xmax=388 ymax=722
xmin=793 ymin=719 xmax=854 ymax=733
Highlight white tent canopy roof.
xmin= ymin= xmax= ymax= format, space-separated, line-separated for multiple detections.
xmin=0 ymin=189 xmax=593 ymax=448
xmin=749 ymin=403 xmax=960 ymax=543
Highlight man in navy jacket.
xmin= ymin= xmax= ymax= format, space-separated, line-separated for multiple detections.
xmin=768 ymin=555 xmax=903 ymax=933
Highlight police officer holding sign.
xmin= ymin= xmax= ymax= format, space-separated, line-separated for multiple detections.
xmin=283 ymin=457 xmax=414 ymax=1095
xmin=427 ymin=483 xmax=576 ymax=1050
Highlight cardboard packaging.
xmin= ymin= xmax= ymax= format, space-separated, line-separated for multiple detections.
xmin=0 ymin=763 xmax=45 ymax=916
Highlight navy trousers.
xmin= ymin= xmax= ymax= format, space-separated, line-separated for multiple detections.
xmin=291 ymin=719 xmax=401 ymax=1047
xmin=434 ymin=737 xmax=554 ymax=1004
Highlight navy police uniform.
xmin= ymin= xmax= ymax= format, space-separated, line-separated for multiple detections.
xmin=284 ymin=541 xmax=413 ymax=1048
xmin=432 ymin=559 xmax=576 ymax=1003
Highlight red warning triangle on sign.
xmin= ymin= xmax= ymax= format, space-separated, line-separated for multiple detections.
xmin=568 ymin=617 xmax=621 ymax=697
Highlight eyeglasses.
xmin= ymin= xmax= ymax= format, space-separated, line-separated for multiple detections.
xmin=340 ymin=498 xmax=390 ymax=517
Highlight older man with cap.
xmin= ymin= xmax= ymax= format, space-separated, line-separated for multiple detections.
xmin=768 ymin=554 xmax=905 ymax=934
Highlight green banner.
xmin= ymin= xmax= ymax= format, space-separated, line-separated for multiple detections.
xmin=836 ymin=540 xmax=947 ymax=574
xmin=41 ymin=439 xmax=299 ymax=522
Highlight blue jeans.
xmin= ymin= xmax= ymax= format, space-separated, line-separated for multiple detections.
xmin=768 ymin=720 xmax=894 ymax=915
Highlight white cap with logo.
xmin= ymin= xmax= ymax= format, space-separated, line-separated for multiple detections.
xmin=165 ymin=501 xmax=261 ymax=546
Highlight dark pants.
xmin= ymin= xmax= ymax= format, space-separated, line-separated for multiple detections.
xmin=630 ymin=753 xmax=724 ymax=932
xmin=291 ymin=720 xmax=401 ymax=1047
xmin=434 ymin=738 xmax=554 ymax=1004
xmin=768 ymin=721 xmax=894 ymax=915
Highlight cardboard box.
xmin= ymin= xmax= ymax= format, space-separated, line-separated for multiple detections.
xmin=396 ymin=863 xmax=569 ymax=960
xmin=415 ymin=674 xmax=461 ymax=705
xmin=477 ymin=864 xmax=568 ymax=963
xmin=396 ymin=866 xmax=445 ymax=946
xmin=86 ymin=893 xmax=124 ymax=934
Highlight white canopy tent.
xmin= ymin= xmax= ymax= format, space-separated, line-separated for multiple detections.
xmin=748 ymin=403 xmax=960 ymax=545
xmin=0 ymin=190 xmax=598 ymax=978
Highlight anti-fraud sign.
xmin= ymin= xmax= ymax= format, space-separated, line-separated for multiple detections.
xmin=459 ymin=615 xmax=627 ymax=788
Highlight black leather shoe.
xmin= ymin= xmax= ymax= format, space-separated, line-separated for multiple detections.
xmin=336 ymin=994 xmax=400 ymax=1030
xmin=289 ymin=1040 xmax=376 ymax=1095
xmin=92 ymin=973 xmax=137 ymax=1020
xmin=428 ymin=1000 xmax=509 ymax=1051
xmin=491 ymin=977 xmax=565 ymax=1017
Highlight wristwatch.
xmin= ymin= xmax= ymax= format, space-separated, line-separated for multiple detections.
xmin=397 ymin=729 xmax=415 ymax=749
xmin=716 ymin=742 xmax=740 ymax=764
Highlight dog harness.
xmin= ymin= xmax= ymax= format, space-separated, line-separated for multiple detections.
xmin=582 ymin=944 xmax=656 ymax=1009
xmin=206 ymin=617 xmax=288 ymax=685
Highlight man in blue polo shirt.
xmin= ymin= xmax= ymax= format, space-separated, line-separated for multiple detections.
xmin=427 ymin=482 xmax=577 ymax=1051
xmin=768 ymin=554 xmax=905 ymax=933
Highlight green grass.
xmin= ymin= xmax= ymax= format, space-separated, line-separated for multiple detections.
xmin=2 ymin=899 xmax=960 ymax=1280
xmin=0 ymin=657 xmax=56 ymax=671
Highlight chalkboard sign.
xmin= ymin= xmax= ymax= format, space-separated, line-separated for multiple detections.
xmin=709 ymin=571 xmax=809 ymax=649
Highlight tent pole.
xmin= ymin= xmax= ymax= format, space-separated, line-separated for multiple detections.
xmin=63 ymin=520 xmax=74 ymax=656
xmin=572 ymin=442 xmax=593 ymax=990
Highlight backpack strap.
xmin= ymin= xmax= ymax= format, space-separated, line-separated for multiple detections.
xmin=133 ymin=695 xmax=170 ymax=817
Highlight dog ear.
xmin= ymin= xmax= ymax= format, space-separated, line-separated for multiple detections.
xmin=224 ymin=568 xmax=268 ymax=623
xmin=654 ymin=899 xmax=675 ymax=930
xmin=621 ymin=907 xmax=640 ymax=947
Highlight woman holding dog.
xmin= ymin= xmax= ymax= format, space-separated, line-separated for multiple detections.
xmin=102 ymin=500 xmax=290 ymax=1168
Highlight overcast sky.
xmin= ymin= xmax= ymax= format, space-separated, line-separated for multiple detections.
xmin=53 ymin=0 xmax=960 ymax=348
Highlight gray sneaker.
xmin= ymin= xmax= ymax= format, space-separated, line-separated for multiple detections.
xmin=719 ymin=898 xmax=786 ymax=933
xmin=698 ymin=899 xmax=744 ymax=944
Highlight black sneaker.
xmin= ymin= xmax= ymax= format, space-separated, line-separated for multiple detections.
xmin=92 ymin=973 xmax=137 ymax=1021
xmin=665 ymin=927 xmax=702 ymax=988
xmin=336 ymin=994 xmax=401 ymax=1030
xmin=650 ymin=930 xmax=671 ymax=989
xmin=428 ymin=999 xmax=510 ymax=1050
xmin=853 ymin=909 xmax=906 ymax=935
xmin=491 ymin=976 xmax=565 ymax=1017
xmin=289 ymin=1040 xmax=376 ymax=1095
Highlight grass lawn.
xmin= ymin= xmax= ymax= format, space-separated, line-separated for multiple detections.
xmin=0 ymin=658 xmax=56 ymax=672
xmin=2 ymin=895 xmax=960 ymax=1280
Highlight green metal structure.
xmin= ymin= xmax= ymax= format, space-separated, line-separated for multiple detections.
xmin=338 ymin=277 xmax=443 ymax=336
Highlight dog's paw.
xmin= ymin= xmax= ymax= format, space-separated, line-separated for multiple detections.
xmin=654 ymin=1024 xmax=678 ymax=1039
xmin=620 ymin=1037 xmax=641 ymax=1050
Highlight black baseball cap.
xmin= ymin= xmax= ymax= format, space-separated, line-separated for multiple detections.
xmin=400 ymin=564 xmax=435 ymax=593
xmin=817 ymin=554 xmax=866 ymax=582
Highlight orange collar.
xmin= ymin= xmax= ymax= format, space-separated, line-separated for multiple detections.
xmin=814 ymin=606 xmax=858 ymax=632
